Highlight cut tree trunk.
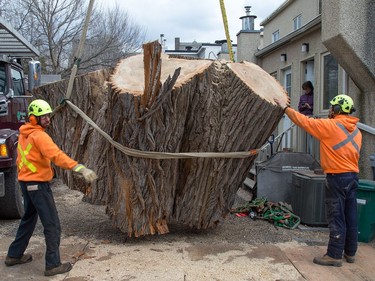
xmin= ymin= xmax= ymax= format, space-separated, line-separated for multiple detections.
xmin=33 ymin=41 xmax=287 ymax=237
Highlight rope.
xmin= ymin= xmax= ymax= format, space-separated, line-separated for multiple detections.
xmin=65 ymin=100 xmax=259 ymax=159
xmin=52 ymin=0 xmax=95 ymax=116
xmin=231 ymin=198 xmax=300 ymax=229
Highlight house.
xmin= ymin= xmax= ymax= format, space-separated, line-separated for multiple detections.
xmin=164 ymin=0 xmax=374 ymax=179
xmin=236 ymin=0 xmax=375 ymax=179
xmin=165 ymin=37 xmax=237 ymax=61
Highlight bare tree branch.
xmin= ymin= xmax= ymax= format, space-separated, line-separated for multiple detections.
xmin=4 ymin=0 xmax=146 ymax=76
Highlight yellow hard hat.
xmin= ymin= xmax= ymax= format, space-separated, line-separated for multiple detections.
xmin=28 ymin=99 xmax=52 ymax=116
xmin=330 ymin=94 xmax=354 ymax=114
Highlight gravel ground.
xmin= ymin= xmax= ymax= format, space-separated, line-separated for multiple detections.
xmin=2 ymin=179 xmax=374 ymax=281
xmin=0 ymin=178 xmax=330 ymax=246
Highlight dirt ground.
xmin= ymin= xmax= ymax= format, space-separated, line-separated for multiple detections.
xmin=0 ymin=179 xmax=374 ymax=281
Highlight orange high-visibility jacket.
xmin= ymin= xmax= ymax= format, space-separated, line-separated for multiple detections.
xmin=285 ymin=107 xmax=362 ymax=174
xmin=17 ymin=123 xmax=78 ymax=182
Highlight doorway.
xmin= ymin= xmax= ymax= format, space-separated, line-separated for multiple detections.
xmin=282 ymin=68 xmax=292 ymax=149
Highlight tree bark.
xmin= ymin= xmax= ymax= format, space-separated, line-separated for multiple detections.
xmin=33 ymin=42 xmax=287 ymax=237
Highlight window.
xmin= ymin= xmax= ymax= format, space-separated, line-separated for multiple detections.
xmin=11 ymin=68 xmax=24 ymax=96
xmin=293 ymin=15 xmax=302 ymax=30
xmin=0 ymin=65 xmax=6 ymax=94
xmin=282 ymin=68 xmax=292 ymax=147
xmin=285 ymin=71 xmax=292 ymax=96
xmin=272 ymin=30 xmax=280 ymax=43
xmin=322 ymin=53 xmax=338 ymax=109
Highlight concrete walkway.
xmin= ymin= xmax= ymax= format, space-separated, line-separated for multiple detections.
xmin=1 ymin=183 xmax=374 ymax=281
xmin=1 ymin=234 xmax=374 ymax=281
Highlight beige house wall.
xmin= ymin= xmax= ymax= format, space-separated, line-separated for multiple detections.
xmin=321 ymin=0 xmax=375 ymax=178
xmin=345 ymin=80 xmax=375 ymax=178
xmin=258 ymin=29 xmax=331 ymax=116
xmin=261 ymin=0 xmax=320 ymax=46
xmin=236 ymin=32 xmax=260 ymax=63
xmin=257 ymin=28 xmax=327 ymax=161
xmin=257 ymin=29 xmax=366 ymax=170
xmin=217 ymin=52 xmax=231 ymax=61
xmin=234 ymin=0 xmax=375 ymax=178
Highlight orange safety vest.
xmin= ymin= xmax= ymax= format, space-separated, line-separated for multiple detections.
xmin=285 ymin=108 xmax=362 ymax=174
xmin=17 ymin=123 xmax=78 ymax=182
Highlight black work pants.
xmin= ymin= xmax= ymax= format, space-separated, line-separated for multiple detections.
xmin=325 ymin=172 xmax=358 ymax=259
xmin=7 ymin=181 xmax=62 ymax=270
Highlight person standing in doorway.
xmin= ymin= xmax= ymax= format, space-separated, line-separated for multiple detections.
xmin=4 ymin=99 xmax=98 ymax=276
xmin=275 ymin=94 xmax=362 ymax=267
xmin=298 ymin=81 xmax=315 ymax=153
xmin=298 ymin=81 xmax=314 ymax=116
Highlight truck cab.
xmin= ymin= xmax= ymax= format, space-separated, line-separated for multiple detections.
xmin=0 ymin=56 xmax=38 ymax=218
xmin=0 ymin=17 xmax=40 ymax=219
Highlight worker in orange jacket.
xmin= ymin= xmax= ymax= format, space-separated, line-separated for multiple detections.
xmin=5 ymin=99 xmax=97 ymax=276
xmin=276 ymin=94 xmax=362 ymax=267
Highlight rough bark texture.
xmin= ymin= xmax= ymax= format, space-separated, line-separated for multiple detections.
xmin=33 ymin=43 xmax=287 ymax=237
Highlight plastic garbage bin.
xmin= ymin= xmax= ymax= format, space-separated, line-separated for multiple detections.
xmin=370 ymin=153 xmax=375 ymax=180
xmin=357 ymin=179 xmax=375 ymax=243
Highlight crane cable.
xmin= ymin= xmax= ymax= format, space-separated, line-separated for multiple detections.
xmin=219 ymin=0 xmax=234 ymax=62
xmin=52 ymin=0 xmax=95 ymax=116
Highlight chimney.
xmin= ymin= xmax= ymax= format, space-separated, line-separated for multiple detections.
xmin=175 ymin=37 xmax=180 ymax=50
xmin=240 ymin=6 xmax=257 ymax=31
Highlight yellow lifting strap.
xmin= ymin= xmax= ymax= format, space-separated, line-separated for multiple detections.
xmin=219 ymin=0 xmax=234 ymax=62
xmin=65 ymin=100 xmax=260 ymax=159
xmin=18 ymin=143 xmax=37 ymax=173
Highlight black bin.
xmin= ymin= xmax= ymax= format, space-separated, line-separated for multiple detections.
xmin=291 ymin=170 xmax=327 ymax=226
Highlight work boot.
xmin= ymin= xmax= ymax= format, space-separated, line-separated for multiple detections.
xmin=44 ymin=262 xmax=72 ymax=276
xmin=5 ymin=254 xmax=32 ymax=266
xmin=344 ymin=253 xmax=355 ymax=263
xmin=313 ymin=254 xmax=342 ymax=267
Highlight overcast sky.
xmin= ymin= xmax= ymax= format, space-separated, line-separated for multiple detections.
xmin=97 ymin=0 xmax=286 ymax=49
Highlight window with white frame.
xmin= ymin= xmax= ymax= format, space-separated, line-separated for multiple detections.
xmin=282 ymin=68 xmax=292 ymax=148
xmin=322 ymin=53 xmax=338 ymax=109
xmin=293 ymin=15 xmax=302 ymax=30
xmin=285 ymin=70 xmax=292 ymax=96
xmin=272 ymin=30 xmax=280 ymax=43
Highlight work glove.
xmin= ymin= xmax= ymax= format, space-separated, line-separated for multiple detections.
xmin=274 ymin=97 xmax=290 ymax=111
xmin=73 ymin=164 xmax=98 ymax=182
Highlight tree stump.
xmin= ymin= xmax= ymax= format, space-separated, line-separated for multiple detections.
xmin=33 ymin=41 xmax=287 ymax=237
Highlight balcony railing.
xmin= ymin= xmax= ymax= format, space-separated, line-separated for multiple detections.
xmin=255 ymin=121 xmax=375 ymax=165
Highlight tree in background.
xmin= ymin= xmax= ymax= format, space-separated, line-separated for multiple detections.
xmin=3 ymin=0 xmax=145 ymax=77
xmin=68 ymin=3 xmax=145 ymax=76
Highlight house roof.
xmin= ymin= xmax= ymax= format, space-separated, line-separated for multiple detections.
xmin=260 ymin=0 xmax=295 ymax=26
xmin=0 ymin=17 xmax=40 ymax=57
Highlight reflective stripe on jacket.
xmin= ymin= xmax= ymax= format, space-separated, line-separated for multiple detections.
xmin=285 ymin=107 xmax=362 ymax=174
xmin=18 ymin=143 xmax=37 ymax=173
xmin=17 ymin=123 xmax=78 ymax=182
